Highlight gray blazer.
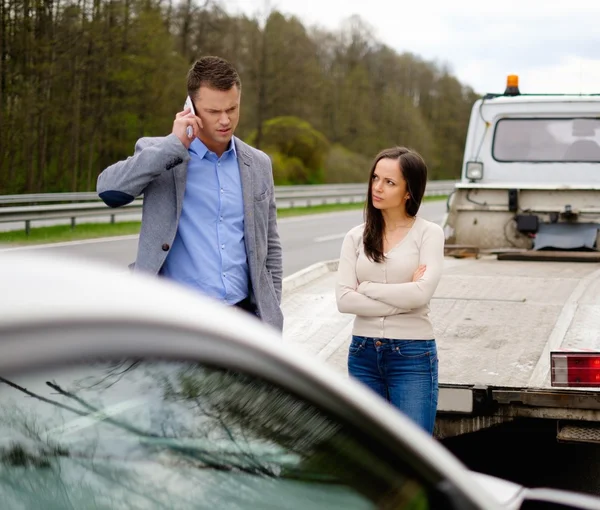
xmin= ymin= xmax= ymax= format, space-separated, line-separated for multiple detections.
xmin=96 ymin=133 xmax=284 ymax=331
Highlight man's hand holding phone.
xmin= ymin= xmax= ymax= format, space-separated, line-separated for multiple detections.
xmin=172 ymin=98 xmax=202 ymax=149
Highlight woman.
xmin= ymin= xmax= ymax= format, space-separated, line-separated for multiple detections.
xmin=335 ymin=146 xmax=445 ymax=435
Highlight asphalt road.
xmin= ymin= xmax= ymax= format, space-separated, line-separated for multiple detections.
xmin=1 ymin=200 xmax=448 ymax=276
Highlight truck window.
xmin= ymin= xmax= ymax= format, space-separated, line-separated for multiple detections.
xmin=493 ymin=118 xmax=600 ymax=162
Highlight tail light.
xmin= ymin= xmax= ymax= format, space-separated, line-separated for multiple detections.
xmin=551 ymin=352 xmax=600 ymax=387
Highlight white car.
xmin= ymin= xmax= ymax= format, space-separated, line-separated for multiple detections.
xmin=0 ymin=252 xmax=598 ymax=510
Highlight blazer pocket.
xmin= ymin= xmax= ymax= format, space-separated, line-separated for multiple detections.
xmin=255 ymin=189 xmax=270 ymax=202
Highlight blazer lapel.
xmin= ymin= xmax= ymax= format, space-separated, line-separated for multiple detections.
xmin=235 ymin=138 xmax=258 ymax=276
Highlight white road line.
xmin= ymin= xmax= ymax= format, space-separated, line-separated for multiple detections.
xmin=313 ymin=233 xmax=346 ymax=243
xmin=0 ymin=234 xmax=139 ymax=252
xmin=278 ymin=209 xmax=362 ymax=224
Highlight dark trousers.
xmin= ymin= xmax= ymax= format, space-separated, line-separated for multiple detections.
xmin=234 ymin=296 xmax=257 ymax=316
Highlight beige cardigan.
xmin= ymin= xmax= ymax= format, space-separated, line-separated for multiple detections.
xmin=335 ymin=216 xmax=445 ymax=340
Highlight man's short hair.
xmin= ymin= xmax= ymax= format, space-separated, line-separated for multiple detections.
xmin=187 ymin=56 xmax=241 ymax=95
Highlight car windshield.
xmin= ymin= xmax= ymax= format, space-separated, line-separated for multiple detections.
xmin=493 ymin=118 xmax=600 ymax=162
xmin=0 ymin=359 xmax=431 ymax=509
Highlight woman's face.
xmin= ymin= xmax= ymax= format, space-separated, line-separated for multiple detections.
xmin=370 ymin=158 xmax=409 ymax=212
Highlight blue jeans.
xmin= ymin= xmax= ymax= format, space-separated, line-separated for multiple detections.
xmin=347 ymin=336 xmax=439 ymax=434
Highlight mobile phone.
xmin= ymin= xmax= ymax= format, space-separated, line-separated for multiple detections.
xmin=183 ymin=96 xmax=195 ymax=139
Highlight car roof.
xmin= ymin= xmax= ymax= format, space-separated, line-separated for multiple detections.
xmin=0 ymin=252 xmax=273 ymax=342
xmin=0 ymin=251 xmax=502 ymax=508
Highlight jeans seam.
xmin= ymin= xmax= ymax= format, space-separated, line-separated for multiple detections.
xmin=430 ymin=350 xmax=438 ymax=433
xmin=393 ymin=347 xmax=430 ymax=359
xmin=378 ymin=348 xmax=386 ymax=381
xmin=430 ymin=356 xmax=433 ymax=431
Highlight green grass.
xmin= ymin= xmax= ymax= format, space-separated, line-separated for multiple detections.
xmin=277 ymin=201 xmax=364 ymax=217
xmin=0 ymin=195 xmax=447 ymax=246
xmin=0 ymin=221 xmax=143 ymax=245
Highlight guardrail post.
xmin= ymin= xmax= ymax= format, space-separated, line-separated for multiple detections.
xmin=25 ymin=220 xmax=30 ymax=236
xmin=71 ymin=217 xmax=76 ymax=230
xmin=111 ymin=214 xmax=115 ymax=224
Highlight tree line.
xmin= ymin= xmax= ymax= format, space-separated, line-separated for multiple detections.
xmin=0 ymin=0 xmax=480 ymax=194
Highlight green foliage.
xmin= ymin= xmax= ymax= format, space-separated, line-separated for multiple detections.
xmin=0 ymin=2 xmax=478 ymax=193
xmin=324 ymin=144 xmax=372 ymax=184
xmin=248 ymin=116 xmax=330 ymax=184
xmin=0 ymin=0 xmax=187 ymax=193
xmin=266 ymin=153 xmax=306 ymax=185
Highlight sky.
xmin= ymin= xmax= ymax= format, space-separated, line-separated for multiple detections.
xmin=229 ymin=0 xmax=600 ymax=95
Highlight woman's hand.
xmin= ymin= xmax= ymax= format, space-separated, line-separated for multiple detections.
xmin=412 ymin=265 xmax=426 ymax=282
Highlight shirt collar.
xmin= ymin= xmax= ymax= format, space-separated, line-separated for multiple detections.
xmin=189 ymin=137 xmax=237 ymax=160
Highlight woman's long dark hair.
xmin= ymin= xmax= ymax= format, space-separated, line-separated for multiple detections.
xmin=363 ymin=147 xmax=428 ymax=263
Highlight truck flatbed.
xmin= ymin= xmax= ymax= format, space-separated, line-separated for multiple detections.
xmin=283 ymin=258 xmax=600 ymax=387
xmin=281 ymin=257 xmax=600 ymax=439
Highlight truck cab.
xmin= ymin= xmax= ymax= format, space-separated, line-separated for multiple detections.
xmin=443 ymin=76 xmax=600 ymax=258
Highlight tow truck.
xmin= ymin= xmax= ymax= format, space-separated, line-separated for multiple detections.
xmin=282 ymin=75 xmax=600 ymax=443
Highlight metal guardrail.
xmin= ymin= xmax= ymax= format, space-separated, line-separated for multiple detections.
xmin=0 ymin=181 xmax=456 ymax=234
xmin=0 ymin=185 xmax=366 ymax=206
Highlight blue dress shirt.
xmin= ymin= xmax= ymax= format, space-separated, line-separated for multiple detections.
xmin=160 ymin=138 xmax=249 ymax=304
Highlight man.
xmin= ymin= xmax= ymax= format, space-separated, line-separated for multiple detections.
xmin=97 ymin=56 xmax=283 ymax=331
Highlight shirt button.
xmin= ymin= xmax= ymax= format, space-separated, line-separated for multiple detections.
xmin=221 ymin=244 xmax=225 ymax=249
xmin=161 ymin=243 xmax=170 ymax=251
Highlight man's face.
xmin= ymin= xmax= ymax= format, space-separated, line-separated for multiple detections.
xmin=192 ymin=85 xmax=241 ymax=153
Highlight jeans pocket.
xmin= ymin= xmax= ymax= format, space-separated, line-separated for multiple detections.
xmin=392 ymin=340 xmax=435 ymax=359
xmin=349 ymin=336 xmax=367 ymax=356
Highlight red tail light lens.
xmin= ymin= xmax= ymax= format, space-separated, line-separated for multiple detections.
xmin=551 ymin=352 xmax=600 ymax=387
